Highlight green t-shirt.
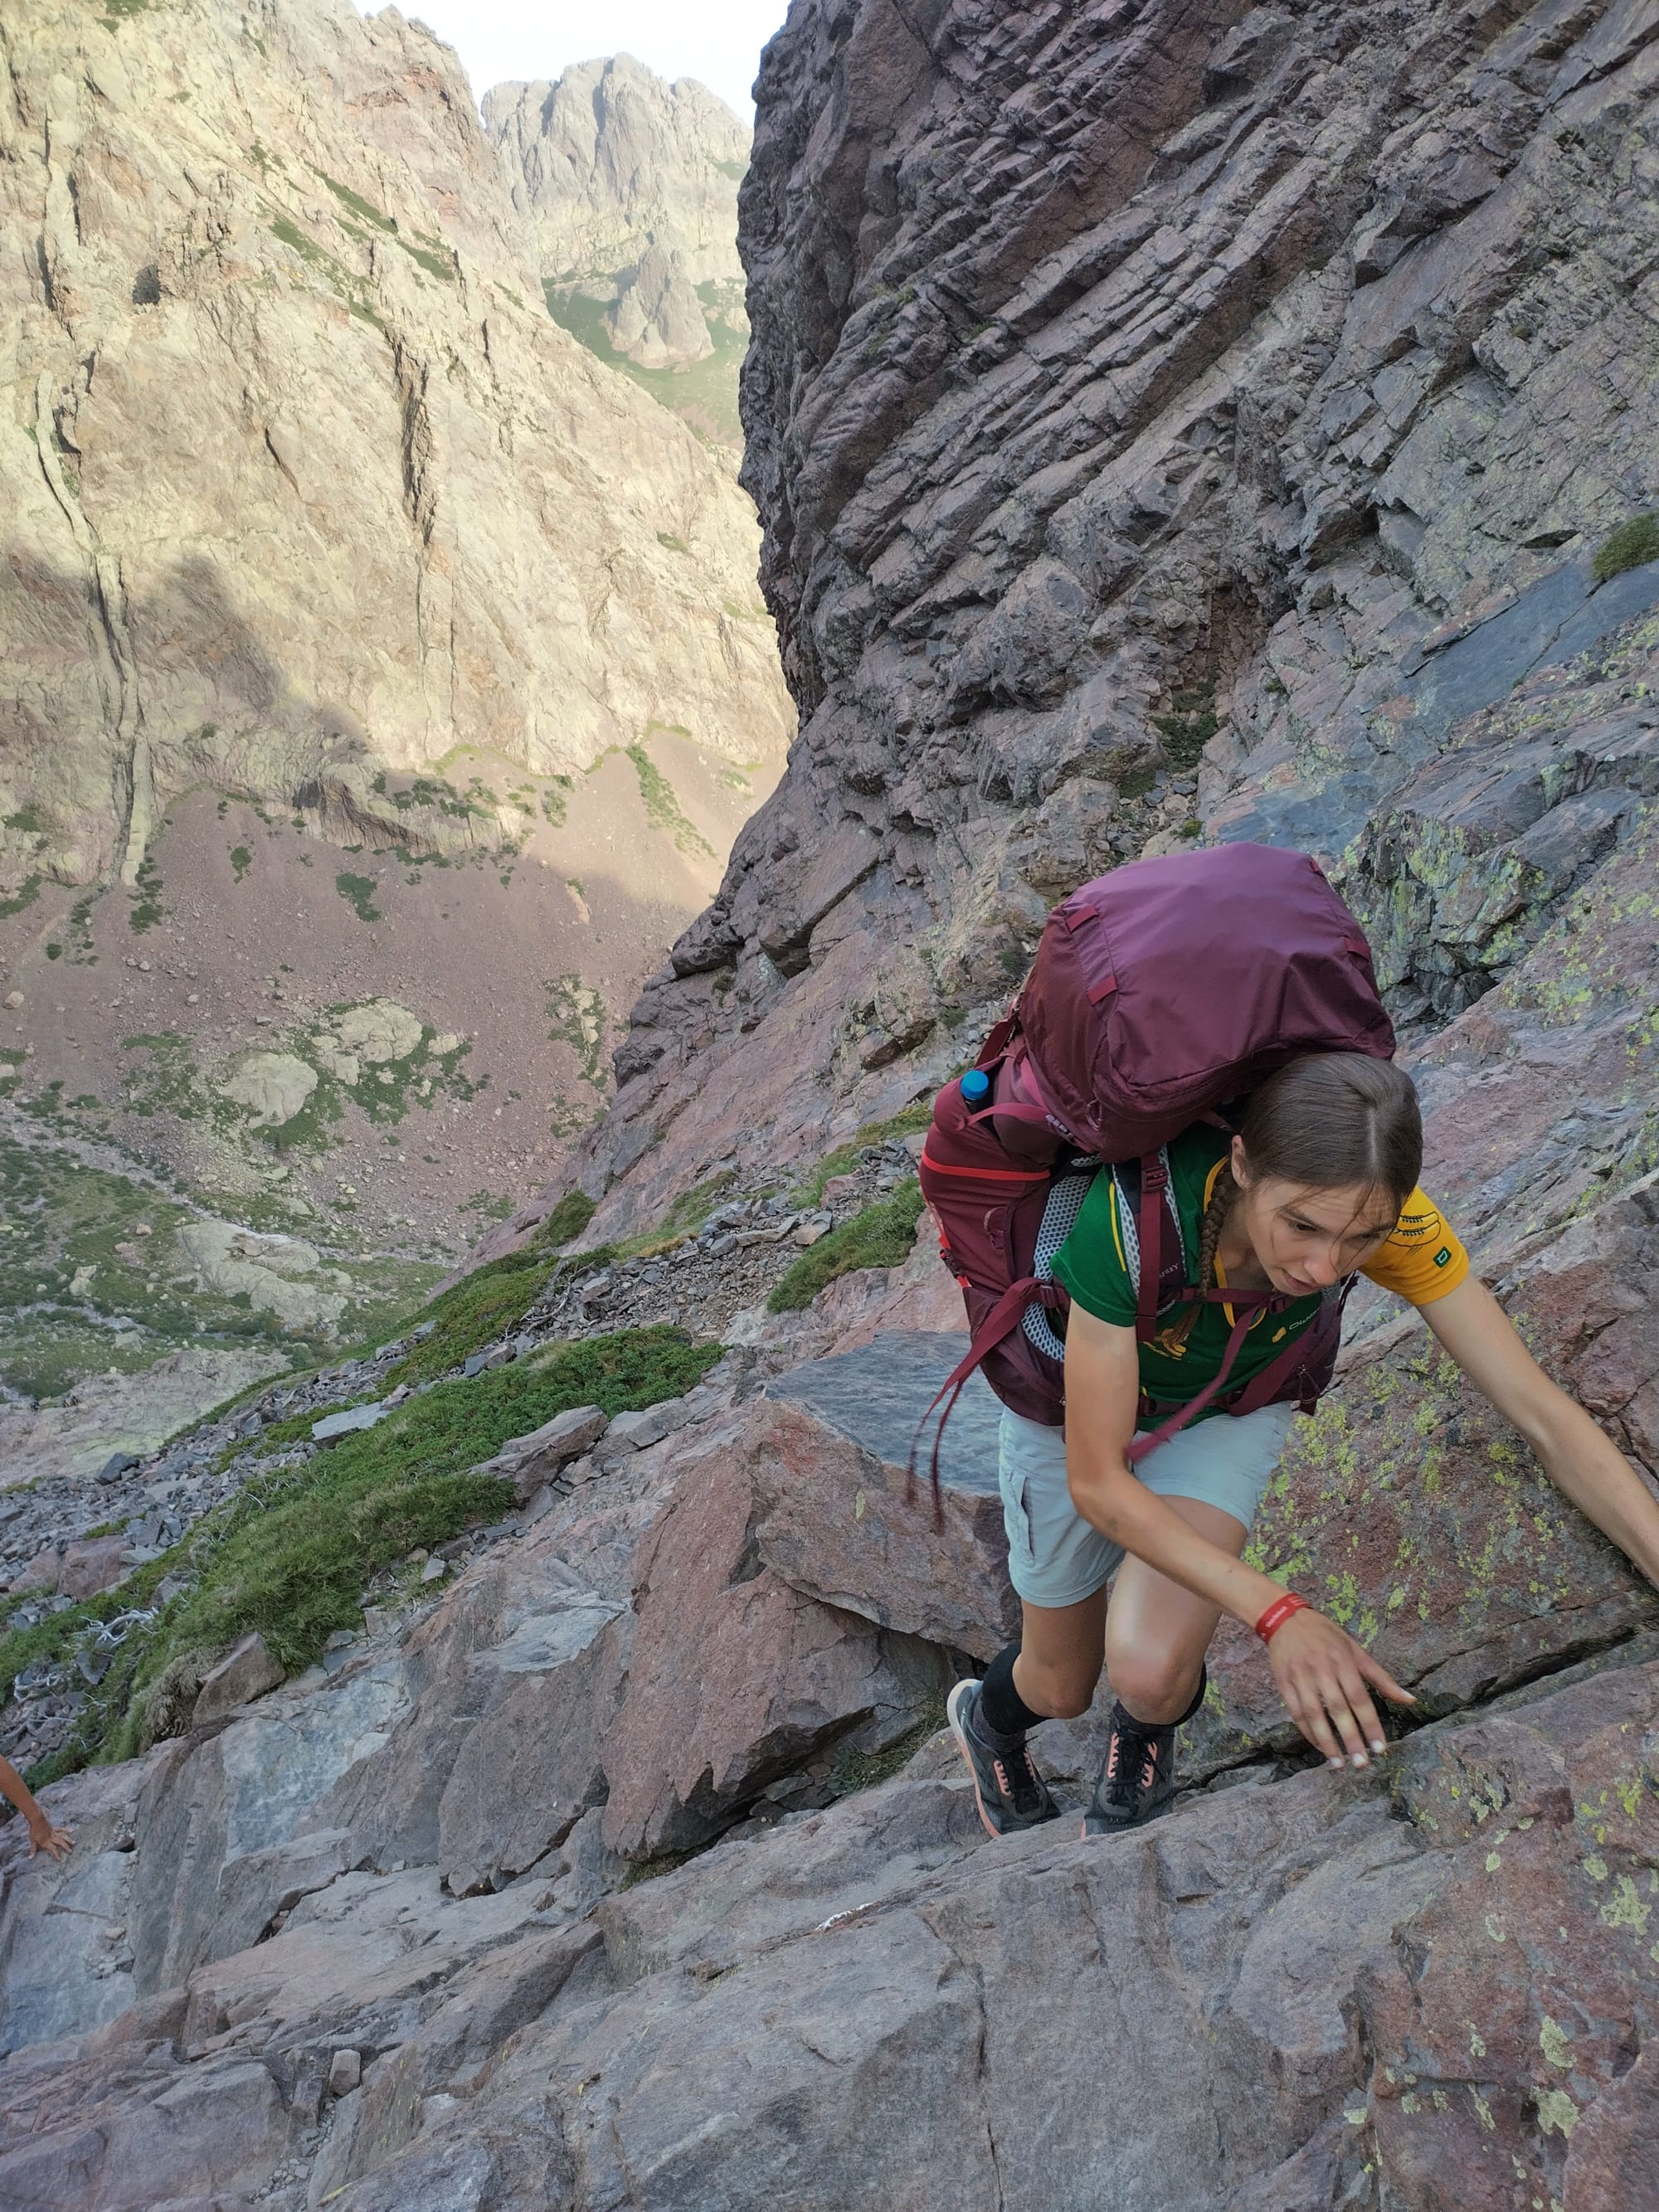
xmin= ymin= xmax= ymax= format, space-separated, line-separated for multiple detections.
xmin=1050 ymin=1125 xmax=1469 ymax=1427
xmin=1050 ymin=1125 xmax=1321 ymax=1427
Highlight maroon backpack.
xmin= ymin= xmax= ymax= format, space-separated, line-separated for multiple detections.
xmin=915 ymin=844 xmax=1394 ymax=1476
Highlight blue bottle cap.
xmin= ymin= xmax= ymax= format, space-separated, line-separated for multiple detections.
xmin=961 ymin=1068 xmax=991 ymax=1103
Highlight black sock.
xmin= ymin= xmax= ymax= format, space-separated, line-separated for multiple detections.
xmin=976 ymin=1644 xmax=1046 ymax=1743
xmin=1115 ymin=1662 xmax=1208 ymax=1733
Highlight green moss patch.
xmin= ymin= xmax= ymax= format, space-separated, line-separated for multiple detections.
xmin=0 ymin=875 xmax=41 ymax=921
xmin=768 ymin=1179 xmax=925 ymax=1312
xmin=335 ymin=871 xmax=382 ymax=922
xmin=1593 ymin=513 xmax=1659 ymax=584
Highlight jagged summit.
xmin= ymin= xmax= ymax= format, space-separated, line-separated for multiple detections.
xmin=486 ymin=52 xmax=752 ymax=440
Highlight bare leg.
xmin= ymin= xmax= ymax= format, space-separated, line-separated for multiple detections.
xmin=1102 ymin=1495 xmax=1249 ymax=1723
xmin=1010 ymin=1585 xmax=1108 ymax=1720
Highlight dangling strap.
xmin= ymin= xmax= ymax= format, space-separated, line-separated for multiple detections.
xmin=1125 ymin=1300 xmax=1260 ymax=1461
xmin=907 ymin=1274 xmax=1058 ymax=1524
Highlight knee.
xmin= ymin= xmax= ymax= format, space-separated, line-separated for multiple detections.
xmin=1016 ymin=1651 xmax=1102 ymax=1721
xmin=1105 ymin=1644 xmax=1204 ymax=1726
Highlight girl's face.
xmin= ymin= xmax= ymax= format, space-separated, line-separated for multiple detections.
xmin=1230 ymin=1137 xmax=1400 ymax=1296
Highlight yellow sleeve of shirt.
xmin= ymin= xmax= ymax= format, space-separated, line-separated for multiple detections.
xmin=1360 ymin=1188 xmax=1470 ymax=1306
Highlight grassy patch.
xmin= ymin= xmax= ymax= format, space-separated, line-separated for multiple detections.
xmin=540 ymin=1189 xmax=597 ymax=1247
xmin=1593 ymin=513 xmax=1659 ymax=584
xmin=336 ymin=872 xmax=382 ymax=922
xmin=628 ymin=739 xmax=713 ymax=858
xmin=791 ymin=1103 xmax=933 ymax=1206
xmin=0 ymin=875 xmax=41 ymax=921
xmin=128 ymin=853 xmax=164 ymax=931
xmin=230 ymin=844 xmax=252 ymax=881
xmin=26 ymin=1325 xmax=721 ymax=1782
xmin=541 ymin=280 xmax=746 ymax=447
xmin=382 ymin=1247 xmax=556 ymax=1386
xmin=1151 ymin=680 xmax=1219 ymax=770
xmin=545 ymin=975 xmax=609 ymax=1091
xmin=768 ymin=1179 xmax=925 ymax=1312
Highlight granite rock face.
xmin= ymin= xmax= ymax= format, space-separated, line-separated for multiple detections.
xmin=1 ymin=0 xmax=788 ymax=894
xmin=573 ymin=0 xmax=1659 ymax=1242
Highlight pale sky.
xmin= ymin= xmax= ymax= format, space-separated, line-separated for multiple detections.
xmin=362 ymin=0 xmax=790 ymax=119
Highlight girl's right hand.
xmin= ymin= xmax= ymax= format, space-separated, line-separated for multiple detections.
xmin=1264 ymin=1607 xmax=1415 ymax=1769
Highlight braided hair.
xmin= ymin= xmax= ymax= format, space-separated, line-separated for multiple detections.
xmin=1165 ymin=1053 xmax=1422 ymax=1344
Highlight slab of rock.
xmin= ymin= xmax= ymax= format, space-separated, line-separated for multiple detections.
xmin=59 ymin=1534 xmax=136 ymax=1601
xmin=481 ymin=1404 xmax=608 ymax=1504
xmin=192 ymin=1633 xmax=285 ymax=1728
xmin=601 ymin=1423 xmax=953 ymax=1858
xmin=753 ymin=1331 xmax=1018 ymax=1658
xmin=313 ymin=1403 xmax=390 ymax=1443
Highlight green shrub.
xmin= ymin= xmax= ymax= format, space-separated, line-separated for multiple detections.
xmin=769 ymin=1179 xmax=925 ymax=1311
xmin=791 ymin=1104 xmax=933 ymax=1207
xmin=540 ymin=1189 xmax=597 ymax=1247
xmin=1592 ymin=513 xmax=1659 ymax=584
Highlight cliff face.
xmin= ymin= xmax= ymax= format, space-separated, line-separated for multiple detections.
xmin=0 ymin=0 xmax=790 ymax=1422
xmin=0 ymin=0 xmax=787 ymax=895
xmin=581 ymin=0 xmax=1659 ymax=1255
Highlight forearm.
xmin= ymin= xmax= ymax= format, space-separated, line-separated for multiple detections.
xmin=1529 ymin=1399 xmax=1659 ymax=1587
xmin=1068 ymin=1446 xmax=1287 ymax=1626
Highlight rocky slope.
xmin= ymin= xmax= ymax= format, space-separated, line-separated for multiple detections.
xmin=4 ymin=5 xmax=1659 ymax=2208
xmin=0 ymin=0 xmax=791 ymax=1422
xmin=486 ymin=57 xmax=752 ymax=443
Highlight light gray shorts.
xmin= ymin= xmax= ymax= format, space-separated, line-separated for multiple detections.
xmin=998 ymin=1403 xmax=1297 ymax=1611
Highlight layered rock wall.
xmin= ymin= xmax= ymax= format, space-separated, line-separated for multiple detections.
xmin=577 ymin=0 xmax=1659 ymax=1249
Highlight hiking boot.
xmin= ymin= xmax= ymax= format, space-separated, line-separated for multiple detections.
xmin=946 ymin=1679 xmax=1059 ymax=1838
xmin=1082 ymin=1669 xmax=1205 ymax=1838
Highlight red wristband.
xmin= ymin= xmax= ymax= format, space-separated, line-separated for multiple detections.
xmin=1255 ymin=1592 xmax=1311 ymax=1644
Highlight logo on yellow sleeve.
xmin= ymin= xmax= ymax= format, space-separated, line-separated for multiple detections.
xmin=1393 ymin=1205 xmax=1443 ymax=1245
xmin=1433 ymin=1246 xmax=1452 ymax=1268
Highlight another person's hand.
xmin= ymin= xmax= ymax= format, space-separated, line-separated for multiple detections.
xmin=27 ymin=1813 xmax=73 ymax=1864
xmin=1265 ymin=1607 xmax=1415 ymax=1768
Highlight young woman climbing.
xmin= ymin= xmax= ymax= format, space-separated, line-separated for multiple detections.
xmin=947 ymin=1051 xmax=1659 ymax=1838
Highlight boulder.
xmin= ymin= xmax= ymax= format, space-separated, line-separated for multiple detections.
xmin=58 ymin=1534 xmax=134 ymax=1601
xmin=192 ymin=1632 xmax=285 ymax=1727
xmin=313 ymin=1403 xmax=390 ymax=1443
xmin=749 ymin=1331 xmax=1018 ymax=1658
xmin=601 ymin=1424 xmax=954 ymax=1858
xmin=482 ymin=1403 xmax=608 ymax=1505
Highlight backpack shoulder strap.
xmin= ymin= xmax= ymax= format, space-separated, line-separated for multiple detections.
xmin=1109 ymin=1151 xmax=1186 ymax=1339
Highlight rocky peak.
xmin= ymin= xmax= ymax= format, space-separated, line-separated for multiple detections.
xmin=484 ymin=54 xmax=750 ymax=289
xmin=485 ymin=54 xmax=752 ymax=435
